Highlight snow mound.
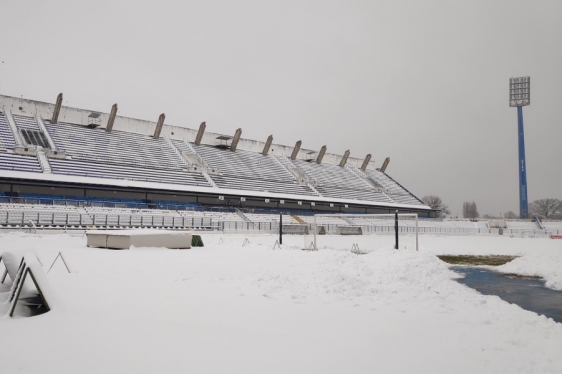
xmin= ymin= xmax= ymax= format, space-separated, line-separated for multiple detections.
xmin=498 ymin=253 xmax=562 ymax=291
xmin=251 ymin=249 xmax=461 ymax=305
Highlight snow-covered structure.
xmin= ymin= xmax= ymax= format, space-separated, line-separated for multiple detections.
xmin=0 ymin=94 xmax=432 ymax=216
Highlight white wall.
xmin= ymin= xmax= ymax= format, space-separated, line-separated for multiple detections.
xmin=0 ymin=94 xmax=377 ymax=169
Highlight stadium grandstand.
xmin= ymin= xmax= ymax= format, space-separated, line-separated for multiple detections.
xmin=1 ymin=93 xmax=560 ymax=236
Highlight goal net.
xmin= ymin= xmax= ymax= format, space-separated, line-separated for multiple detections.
xmin=302 ymin=213 xmax=419 ymax=252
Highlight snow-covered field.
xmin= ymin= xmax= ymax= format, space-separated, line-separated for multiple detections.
xmin=0 ymin=232 xmax=561 ymax=373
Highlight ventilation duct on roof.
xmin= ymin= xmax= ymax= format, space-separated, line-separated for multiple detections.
xmin=87 ymin=112 xmax=102 ymax=128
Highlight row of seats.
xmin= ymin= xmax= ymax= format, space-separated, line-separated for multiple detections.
xmin=44 ymin=120 xmax=183 ymax=170
xmin=211 ymin=174 xmax=316 ymax=196
xmin=13 ymin=114 xmax=41 ymax=131
xmin=0 ymin=112 xmax=17 ymax=150
xmin=0 ymin=153 xmax=42 ymax=173
xmin=363 ymin=168 xmax=423 ymax=205
xmin=192 ymin=143 xmax=295 ymax=181
xmin=48 ymin=158 xmax=210 ymax=186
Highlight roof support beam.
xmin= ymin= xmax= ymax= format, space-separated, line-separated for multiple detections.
xmin=339 ymin=150 xmax=350 ymax=167
xmin=360 ymin=154 xmax=371 ymax=171
xmin=106 ymin=104 xmax=118 ymax=132
xmin=262 ymin=135 xmax=273 ymax=156
xmin=380 ymin=157 xmax=390 ymax=173
xmin=315 ymin=145 xmax=327 ymax=164
xmin=153 ymin=113 xmax=165 ymax=139
xmin=230 ymin=128 xmax=242 ymax=151
xmin=290 ymin=140 xmax=301 ymax=160
xmin=51 ymin=93 xmax=63 ymax=124
xmin=195 ymin=122 xmax=206 ymax=145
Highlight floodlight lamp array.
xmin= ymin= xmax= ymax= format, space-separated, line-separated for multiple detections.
xmin=509 ymin=76 xmax=530 ymax=107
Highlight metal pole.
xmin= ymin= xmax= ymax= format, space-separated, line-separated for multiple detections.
xmin=394 ymin=210 xmax=399 ymax=250
xmin=279 ymin=213 xmax=283 ymax=245
xmin=313 ymin=214 xmax=317 ymax=250
xmin=415 ymin=214 xmax=419 ymax=251
xmin=517 ymin=106 xmax=529 ymax=219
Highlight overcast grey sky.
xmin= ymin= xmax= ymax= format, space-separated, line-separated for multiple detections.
xmin=1 ymin=0 xmax=560 ymax=216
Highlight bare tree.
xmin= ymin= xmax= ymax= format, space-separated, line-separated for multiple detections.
xmin=462 ymin=201 xmax=479 ymax=219
xmin=530 ymin=198 xmax=562 ymax=219
xmin=503 ymin=211 xmax=518 ymax=219
xmin=422 ymin=195 xmax=450 ymax=218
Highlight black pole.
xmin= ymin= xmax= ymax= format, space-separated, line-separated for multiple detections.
xmin=279 ymin=213 xmax=283 ymax=245
xmin=394 ymin=210 xmax=399 ymax=250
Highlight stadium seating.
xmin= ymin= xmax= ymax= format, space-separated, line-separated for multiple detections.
xmin=42 ymin=121 xmax=211 ymax=187
xmin=190 ymin=143 xmax=316 ymax=196
xmin=0 ymin=153 xmax=42 ymax=173
xmin=506 ymin=221 xmax=540 ymax=230
xmin=362 ymin=168 xmax=423 ymax=205
xmin=0 ymin=112 xmax=17 ymax=150
xmin=44 ymin=120 xmax=181 ymax=169
xmin=0 ymin=113 xmax=427 ymax=210
xmin=13 ymin=114 xmax=41 ymax=131
xmin=543 ymin=221 xmax=562 ymax=231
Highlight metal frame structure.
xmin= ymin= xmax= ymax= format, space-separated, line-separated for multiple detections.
xmin=509 ymin=76 xmax=530 ymax=219
xmin=306 ymin=213 xmax=419 ymax=251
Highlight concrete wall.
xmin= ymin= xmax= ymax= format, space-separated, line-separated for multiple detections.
xmin=0 ymin=95 xmax=378 ymax=170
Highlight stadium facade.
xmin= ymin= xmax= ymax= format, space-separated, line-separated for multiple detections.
xmin=0 ymin=94 xmax=434 ymax=217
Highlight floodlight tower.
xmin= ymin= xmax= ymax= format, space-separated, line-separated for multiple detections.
xmin=509 ymin=76 xmax=530 ymax=219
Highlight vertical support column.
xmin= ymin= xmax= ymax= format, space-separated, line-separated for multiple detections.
xmin=230 ymin=128 xmax=242 ymax=151
xmin=380 ymin=157 xmax=390 ymax=173
xmin=195 ymin=122 xmax=206 ymax=145
xmin=517 ymin=106 xmax=529 ymax=219
xmin=360 ymin=154 xmax=371 ymax=171
xmin=262 ymin=135 xmax=273 ymax=156
xmin=153 ymin=113 xmax=165 ymax=139
xmin=339 ymin=150 xmax=350 ymax=167
xmin=394 ymin=210 xmax=399 ymax=250
xmin=290 ymin=140 xmax=302 ymax=160
xmin=51 ymin=93 xmax=63 ymax=124
xmin=106 ymin=104 xmax=118 ymax=132
xmin=279 ymin=213 xmax=283 ymax=245
xmin=315 ymin=145 xmax=327 ymax=164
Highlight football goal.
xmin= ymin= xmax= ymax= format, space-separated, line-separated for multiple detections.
xmin=303 ymin=212 xmax=419 ymax=252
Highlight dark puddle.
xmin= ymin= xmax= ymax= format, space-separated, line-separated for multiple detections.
xmin=438 ymin=255 xmax=518 ymax=266
xmin=452 ymin=266 xmax=562 ymax=324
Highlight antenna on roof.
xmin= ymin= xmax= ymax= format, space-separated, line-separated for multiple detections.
xmin=51 ymin=93 xmax=63 ymax=124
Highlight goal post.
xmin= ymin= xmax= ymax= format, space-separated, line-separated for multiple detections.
xmin=303 ymin=212 xmax=419 ymax=251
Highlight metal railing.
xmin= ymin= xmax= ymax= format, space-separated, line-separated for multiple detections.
xmin=1 ymin=211 xmax=560 ymax=236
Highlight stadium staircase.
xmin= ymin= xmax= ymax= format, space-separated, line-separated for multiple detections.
xmin=164 ymin=136 xmax=190 ymax=168
xmin=235 ymin=208 xmax=251 ymax=222
xmin=172 ymin=140 xmax=218 ymax=188
xmin=363 ymin=168 xmax=423 ymax=205
xmin=534 ymin=216 xmax=544 ymax=229
xmin=291 ymin=214 xmax=305 ymax=223
xmin=4 ymin=110 xmax=23 ymax=146
xmin=274 ymin=156 xmax=322 ymax=196
xmin=36 ymin=148 xmax=52 ymax=173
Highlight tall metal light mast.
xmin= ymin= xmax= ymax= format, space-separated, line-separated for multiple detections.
xmin=509 ymin=76 xmax=530 ymax=219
